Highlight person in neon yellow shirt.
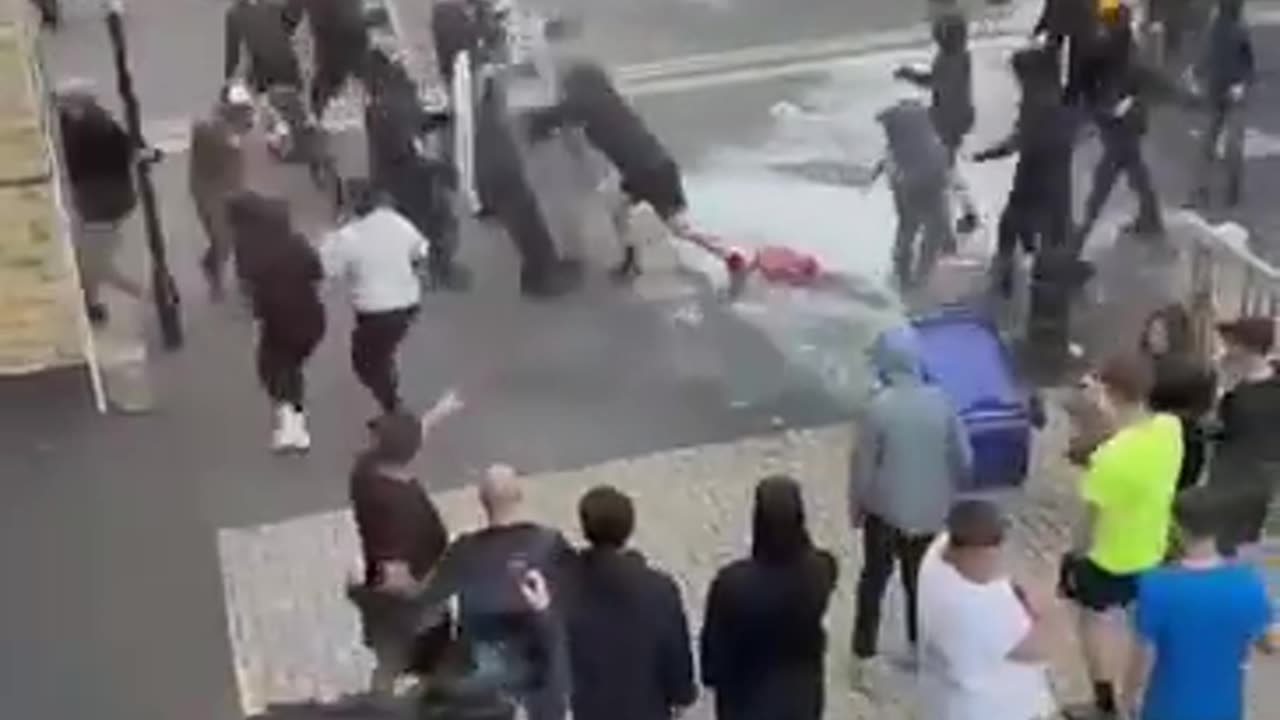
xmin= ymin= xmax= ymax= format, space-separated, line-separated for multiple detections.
xmin=1062 ymin=355 xmax=1182 ymax=720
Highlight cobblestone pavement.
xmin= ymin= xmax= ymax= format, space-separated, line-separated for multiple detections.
xmin=224 ymin=405 xmax=1280 ymax=720
xmin=221 ymin=408 xmax=1064 ymax=718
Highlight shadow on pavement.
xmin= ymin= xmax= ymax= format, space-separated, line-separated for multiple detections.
xmin=248 ymin=695 xmax=414 ymax=720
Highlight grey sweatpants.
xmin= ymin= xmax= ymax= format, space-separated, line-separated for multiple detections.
xmin=891 ymin=179 xmax=952 ymax=289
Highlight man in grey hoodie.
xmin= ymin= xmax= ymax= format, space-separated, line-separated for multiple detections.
xmin=874 ymin=99 xmax=954 ymax=291
xmin=849 ymin=325 xmax=972 ymax=690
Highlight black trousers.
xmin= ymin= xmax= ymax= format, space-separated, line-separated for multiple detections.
xmin=311 ymin=38 xmax=369 ymax=116
xmin=475 ymin=79 xmax=561 ymax=281
xmin=997 ymin=165 xmax=1072 ymax=263
xmin=852 ymin=514 xmax=934 ymax=659
xmin=491 ymin=178 xmax=560 ymax=281
xmin=257 ymin=315 xmax=325 ymax=409
xmin=1079 ymin=121 xmax=1161 ymax=241
xmin=352 ymin=305 xmax=418 ymax=413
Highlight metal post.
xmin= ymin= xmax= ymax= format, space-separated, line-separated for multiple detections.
xmin=103 ymin=0 xmax=183 ymax=349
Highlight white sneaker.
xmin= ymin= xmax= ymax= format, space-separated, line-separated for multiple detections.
xmin=270 ymin=404 xmax=293 ymax=452
xmin=288 ymin=408 xmax=312 ymax=452
xmin=849 ymin=656 xmax=892 ymax=700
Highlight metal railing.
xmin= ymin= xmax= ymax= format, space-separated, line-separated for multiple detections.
xmin=1175 ymin=212 xmax=1280 ymax=362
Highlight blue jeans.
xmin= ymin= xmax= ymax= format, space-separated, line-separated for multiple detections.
xmin=454 ymin=638 xmax=569 ymax=720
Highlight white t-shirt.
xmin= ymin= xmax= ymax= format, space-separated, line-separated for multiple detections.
xmin=321 ymin=208 xmax=428 ymax=313
xmin=916 ymin=534 xmax=1055 ymax=720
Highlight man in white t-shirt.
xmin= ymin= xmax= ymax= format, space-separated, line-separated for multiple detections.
xmin=321 ymin=186 xmax=428 ymax=414
xmin=916 ymin=500 xmax=1057 ymax=720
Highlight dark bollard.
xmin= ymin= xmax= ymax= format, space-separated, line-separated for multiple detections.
xmin=104 ymin=1 xmax=183 ymax=349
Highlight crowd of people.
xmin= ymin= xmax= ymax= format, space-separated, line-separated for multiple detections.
xmin=336 ymin=303 xmax=1278 ymax=720
xmin=880 ymin=0 xmax=1255 ymax=322
xmin=52 ymin=0 xmax=702 ymax=448
xmin=42 ymin=1 xmax=1280 ymax=718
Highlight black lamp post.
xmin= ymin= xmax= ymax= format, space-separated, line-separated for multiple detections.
xmin=103 ymin=0 xmax=183 ymax=349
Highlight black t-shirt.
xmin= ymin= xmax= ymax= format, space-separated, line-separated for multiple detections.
xmin=350 ymin=454 xmax=449 ymax=587
xmin=1219 ymin=375 xmax=1280 ymax=466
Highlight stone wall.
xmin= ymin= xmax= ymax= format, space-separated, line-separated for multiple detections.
xmin=0 ymin=0 xmax=85 ymax=375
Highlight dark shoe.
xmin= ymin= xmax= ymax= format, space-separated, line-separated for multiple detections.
xmin=520 ymin=260 xmax=583 ymax=299
xmin=86 ymin=302 xmax=109 ymax=327
xmin=955 ymin=210 xmax=979 ymax=235
xmin=611 ymin=245 xmax=641 ymax=283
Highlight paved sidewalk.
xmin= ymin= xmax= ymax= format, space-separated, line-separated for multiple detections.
xmin=223 ymin=396 xmax=1280 ymax=720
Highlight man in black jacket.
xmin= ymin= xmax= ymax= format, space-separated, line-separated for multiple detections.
xmin=56 ymin=84 xmax=147 ymax=326
xmin=565 ymin=486 xmax=697 ymax=720
xmin=974 ymin=47 xmax=1076 ymax=297
xmin=1073 ymin=1 xmax=1164 ymax=248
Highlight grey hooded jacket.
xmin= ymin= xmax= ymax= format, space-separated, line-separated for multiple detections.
xmin=849 ymin=327 xmax=971 ymax=535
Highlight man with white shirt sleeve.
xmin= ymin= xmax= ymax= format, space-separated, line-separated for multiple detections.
xmin=322 ymin=185 xmax=428 ymax=414
xmin=916 ymin=500 xmax=1057 ymax=720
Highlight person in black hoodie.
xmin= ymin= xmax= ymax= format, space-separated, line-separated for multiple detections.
xmin=894 ymin=13 xmax=980 ymax=235
xmin=226 ymin=191 xmax=326 ymax=452
xmin=700 ymin=476 xmax=838 ymax=720
xmin=974 ymin=46 xmax=1076 ymax=297
xmin=565 ymin=486 xmax=697 ymax=720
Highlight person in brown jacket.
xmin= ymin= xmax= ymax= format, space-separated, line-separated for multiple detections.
xmin=190 ymin=84 xmax=253 ymax=300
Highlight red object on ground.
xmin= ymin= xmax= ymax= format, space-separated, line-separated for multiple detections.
xmin=676 ymin=230 xmax=823 ymax=287
xmin=753 ymin=245 xmax=821 ymax=284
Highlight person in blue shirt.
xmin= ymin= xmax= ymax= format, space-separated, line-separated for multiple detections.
xmin=1133 ymin=486 xmax=1275 ymax=720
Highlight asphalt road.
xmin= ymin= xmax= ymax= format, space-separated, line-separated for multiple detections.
xmin=2 ymin=1 xmax=940 ymax=718
xmin=9 ymin=1 xmax=1280 ymax=718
